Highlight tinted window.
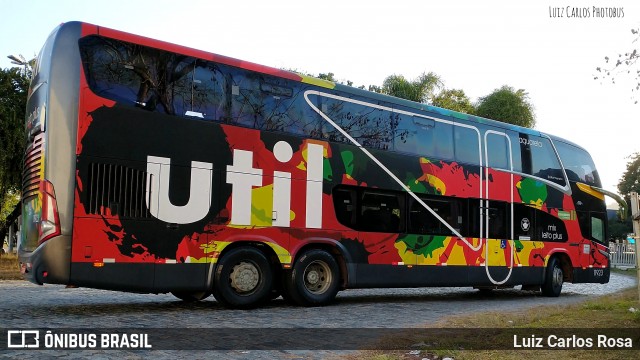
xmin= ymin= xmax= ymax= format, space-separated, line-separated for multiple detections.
xmin=486 ymin=132 xmax=511 ymax=170
xmin=191 ymin=60 xmax=227 ymax=120
xmin=333 ymin=186 xmax=405 ymax=233
xmin=80 ymin=36 xmax=198 ymax=116
xmin=553 ymin=140 xmax=601 ymax=187
xmin=229 ymin=69 xmax=262 ymax=128
xmin=408 ymin=195 xmax=463 ymax=236
xmin=171 ymin=57 xmax=196 ymax=117
xmin=487 ymin=201 xmax=509 ymax=239
xmin=358 ymin=190 xmax=404 ymax=233
xmin=80 ymin=35 xmax=324 ymax=135
xmin=454 ymin=125 xmax=480 ymax=165
xmin=591 ymin=214 xmax=605 ymax=242
xmin=319 ymin=97 xmax=393 ymax=150
xmin=466 ymin=198 xmax=482 ymax=238
xmin=333 ymin=187 xmax=356 ymax=228
xmin=507 ymin=132 xmax=523 ymax=173
xmin=395 ymin=115 xmax=454 ymax=160
xmin=519 ymin=134 xmax=566 ymax=186
xmin=579 ymin=211 xmax=606 ymax=243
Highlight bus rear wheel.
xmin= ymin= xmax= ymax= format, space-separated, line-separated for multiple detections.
xmin=213 ymin=246 xmax=273 ymax=308
xmin=171 ymin=291 xmax=211 ymax=302
xmin=541 ymin=257 xmax=563 ymax=297
xmin=284 ymin=249 xmax=339 ymax=306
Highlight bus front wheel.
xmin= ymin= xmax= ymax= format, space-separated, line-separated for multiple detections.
xmin=541 ymin=257 xmax=563 ymax=297
xmin=213 ymin=246 xmax=273 ymax=308
xmin=284 ymin=249 xmax=340 ymax=306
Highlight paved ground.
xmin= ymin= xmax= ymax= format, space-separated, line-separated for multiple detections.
xmin=0 ymin=272 xmax=636 ymax=359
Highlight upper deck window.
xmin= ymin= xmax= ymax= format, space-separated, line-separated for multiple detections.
xmin=394 ymin=114 xmax=454 ymax=161
xmin=520 ymin=134 xmax=566 ymax=187
xmin=319 ymin=97 xmax=393 ymax=150
xmin=454 ymin=125 xmax=480 ymax=166
xmin=79 ymin=36 xmax=226 ymax=121
xmin=553 ymin=140 xmax=601 ymax=187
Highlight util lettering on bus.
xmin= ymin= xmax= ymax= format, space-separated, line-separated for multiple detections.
xmin=145 ymin=141 xmax=324 ymax=228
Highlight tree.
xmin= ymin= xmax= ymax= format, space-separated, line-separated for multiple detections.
xmin=475 ymin=85 xmax=536 ymax=128
xmin=611 ymin=152 xmax=640 ymax=238
xmin=0 ymin=63 xmax=30 ymax=237
xmin=594 ymin=26 xmax=640 ymax=104
xmin=381 ymin=72 xmax=443 ymax=103
xmin=617 ymin=152 xmax=640 ymax=202
xmin=431 ymin=88 xmax=476 ymax=114
xmin=608 ymin=216 xmax=632 ymax=240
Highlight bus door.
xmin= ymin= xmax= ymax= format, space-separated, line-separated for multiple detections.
xmin=483 ymin=131 xmax=515 ymax=283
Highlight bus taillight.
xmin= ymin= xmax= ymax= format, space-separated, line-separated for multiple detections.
xmin=39 ymin=179 xmax=61 ymax=244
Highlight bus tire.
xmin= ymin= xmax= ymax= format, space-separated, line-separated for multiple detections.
xmin=171 ymin=291 xmax=211 ymax=302
xmin=284 ymin=249 xmax=340 ymax=306
xmin=213 ymin=246 xmax=273 ymax=308
xmin=541 ymin=256 xmax=563 ymax=297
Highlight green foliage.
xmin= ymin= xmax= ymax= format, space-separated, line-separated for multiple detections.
xmin=0 ymin=65 xmax=30 ymax=214
xmin=608 ymin=216 xmax=632 ymax=240
xmin=317 ymin=72 xmax=336 ymax=82
xmin=431 ymin=88 xmax=476 ymax=114
xmin=0 ymin=191 xmax=19 ymax=232
xmin=475 ymin=85 xmax=536 ymax=128
xmin=618 ymin=152 xmax=640 ymax=202
xmin=381 ymin=72 xmax=443 ymax=103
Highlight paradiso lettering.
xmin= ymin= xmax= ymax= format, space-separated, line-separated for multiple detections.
xmin=145 ymin=141 xmax=324 ymax=227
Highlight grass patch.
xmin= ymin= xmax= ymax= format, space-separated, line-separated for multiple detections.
xmin=612 ymin=267 xmax=638 ymax=276
xmin=0 ymin=253 xmax=22 ymax=280
xmin=345 ymin=287 xmax=640 ymax=360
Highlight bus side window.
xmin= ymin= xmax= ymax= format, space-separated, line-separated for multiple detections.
xmin=520 ymin=134 xmax=566 ymax=187
xmin=465 ymin=198 xmax=482 ymax=238
xmin=486 ymin=133 xmax=510 ymax=170
xmin=454 ymin=125 xmax=480 ymax=166
xmin=357 ymin=190 xmax=404 ymax=233
xmin=229 ymin=69 xmax=264 ymax=129
xmin=332 ymin=187 xmax=356 ymax=228
xmin=487 ymin=201 xmax=509 ymax=239
xmin=191 ymin=60 xmax=227 ymax=121
xmin=577 ymin=211 xmax=606 ymax=243
xmin=80 ymin=36 xmax=144 ymax=106
xmin=171 ymin=57 xmax=197 ymax=118
xmin=590 ymin=213 xmax=606 ymax=243
xmin=394 ymin=114 xmax=452 ymax=161
xmin=320 ymin=98 xmax=393 ymax=150
xmin=408 ymin=196 xmax=460 ymax=236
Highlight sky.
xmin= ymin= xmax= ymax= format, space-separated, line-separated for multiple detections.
xmin=1 ymin=0 xmax=639 ymax=203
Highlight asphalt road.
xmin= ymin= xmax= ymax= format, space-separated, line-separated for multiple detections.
xmin=0 ymin=273 xmax=636 ymax=359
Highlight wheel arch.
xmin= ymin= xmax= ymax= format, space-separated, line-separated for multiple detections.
xmin=545 ymin=251 xmax=573 ymax=283
xmin=207 ymin=240 xmax=283 ymax=290
xmin=290 ymin=238 xmax=352 ymax=289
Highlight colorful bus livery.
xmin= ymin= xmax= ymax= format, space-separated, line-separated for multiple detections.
xmin=19 ymin=21 xmax=621 ymax=308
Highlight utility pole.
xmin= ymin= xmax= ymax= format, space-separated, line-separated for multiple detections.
xmin=630 ymin=192 xmax=640 ymax=302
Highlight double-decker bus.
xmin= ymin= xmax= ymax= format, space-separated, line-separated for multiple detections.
xmin=19 ymin=21 xmax=625 ymax=308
